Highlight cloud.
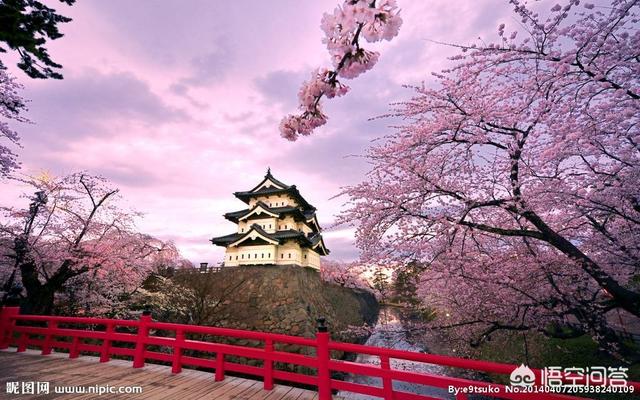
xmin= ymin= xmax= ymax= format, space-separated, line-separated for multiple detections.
xmin=99 ymin=164 xmax=161 ymax=188
xmin=274 ymin=71 xmax=409 ymax=184
xmin=253 ymin=69 xmax=307 ymax=110
xmin=172 ymin=41 xmax=234 ymax=93
xmin=22 ymin=69 xmax=189 ymax=146
xmin=184 ymin=46 xmax=232 ymax=85
xmin=323 ymin=236 xmax=360 ymax=262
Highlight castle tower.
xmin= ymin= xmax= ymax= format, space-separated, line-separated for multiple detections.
xmin=210 ymin=169 xmax=329 ymax=269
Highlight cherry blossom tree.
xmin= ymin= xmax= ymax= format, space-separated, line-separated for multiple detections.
xmin=0 ymin=173 xmax=184 ymax=315
xmin=321 ymin=258 xmax=372 ymax=290
xmin=339 ymin=0 xmax=640 ymax=353
xmin=0 ymin=69 xmax=27 ymax=178
xmin=280 ymin=0 xmax=402 ymax=140
xmin=61 ymin=240 xmax=192 ymax=316
xmin=134 ymin=270 xmax=247 ymax=326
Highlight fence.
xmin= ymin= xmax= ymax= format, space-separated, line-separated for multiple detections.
xmin=0 ymin=306 xmax=638 ymax=400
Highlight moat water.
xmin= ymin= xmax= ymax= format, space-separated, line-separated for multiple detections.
xmin=338 ymin=307 xmax=454 ymax=399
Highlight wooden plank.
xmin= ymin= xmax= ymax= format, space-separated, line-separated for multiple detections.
xmin=259 ymin=384 xmax=294 ymax=400
xmin=0 ymin=350 xmax=322 ymax=400
xmin=234 ymin=381 xmax=274 ymax=400
xmin=279 ymin=387 xmax=309 ymax=400
xmin=147 ymin=373 xmax=228 ymax=400
xmin=211 ymin=379 xmax=261 ymax=400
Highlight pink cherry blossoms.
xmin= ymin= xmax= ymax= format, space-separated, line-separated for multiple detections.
xmin=280 ymin=0 xmax=402 ymax=141
xmin=0 ymin=173 xmax=187 ymax=315
xmin=321 ymin=258 xmax=372 ymax=291
xmin=0 ymin=69 xmax=27 ymax=178
xmin=339 ymin=0 xmax=640 ymax=352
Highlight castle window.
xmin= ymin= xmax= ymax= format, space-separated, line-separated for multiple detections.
xmin=281 ymin=254 xmax=284 ymax=259
xmin=229 ymin=256 xmax=232 ymax=260
xmin=268 ymin=253 xmax=271 ymax=258
xmin=241 ymin=254 xmax=244 ymax=259
xmin=304 ymin=255 xmax=307 ymax=259
xmin=288 ymin=253 xmax=291 ymax=258
xmin=255 ymin=254 xmax=258 ymax=259
xmin=236 ymin=256 xmax=238 ymax=260
xmin=269 ymin=224 xmax=271 ymax=229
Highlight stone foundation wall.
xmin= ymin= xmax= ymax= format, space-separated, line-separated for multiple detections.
xmin=211 ymin=265 xmax=378 ymax=339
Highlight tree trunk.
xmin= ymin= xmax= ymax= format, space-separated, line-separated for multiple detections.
xmin=21 ymin=287 xmax=56 ymax=315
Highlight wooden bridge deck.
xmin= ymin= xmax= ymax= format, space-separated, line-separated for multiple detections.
xmin=0 ymin=349 xmax=329 ymax=399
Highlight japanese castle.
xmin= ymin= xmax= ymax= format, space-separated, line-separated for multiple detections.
xmin=210 ymin=169 xmax=329 ymax=270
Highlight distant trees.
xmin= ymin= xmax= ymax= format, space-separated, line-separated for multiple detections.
xmin=320 ymin=259 xmax=371 ymax=290
xmin=391 ymin=262 xmax=421 ymax=308
xmin=0 ymin=0 xmax=76 ymax=79
xmin=371 ymin=267 xmax=390 ymax=302
xmin=0 ymin=173 xmax=186 ymax=315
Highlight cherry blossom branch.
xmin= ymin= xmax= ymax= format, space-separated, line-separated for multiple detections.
xmin=280 ymin=0 xmax=402 ymax=140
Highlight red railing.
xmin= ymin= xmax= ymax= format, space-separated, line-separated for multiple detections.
xmin=0 ymin=306 xmax=638 ymax=400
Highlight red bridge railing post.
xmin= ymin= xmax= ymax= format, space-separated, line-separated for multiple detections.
xmin=316 ymin=317 xmax=331 ymax=400
xmin=0 ymin=306 xmax=20 ymax=350
xmin=381 ymin=355 xmax=394 ymax=400
xmin=133 ymin=308 xmax=152 ymax=368
xmin=42 ymin=320 xmax=56 ymax=355
xmin=215 ymin=351 xmax=225 ymax=381
xmin=69 ymin=336 xmax=80 ymax=358
xmin=264 ymin=338 xmax=274 ymax=390
xmin=100 ymin=322 xmax=114 ymax=363
xmin=171 ymin=329 xmax=184 ymax=374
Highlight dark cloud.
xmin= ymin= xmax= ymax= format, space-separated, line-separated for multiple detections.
xmin=224 ymin=111 xmax=254 ymax=123
xmin=86 ymin=1 xmax=221 ymax=66
xmin=180 ymin=45 xmax=233 ymax=87
xmin=169 ymin=82 xmax=189 ymax=96
xmin=253 ymin=69 xmax=307 ymax=110
xmin=87 ymin=0 xmax=326 ymax=65
xmin=20 ymin=69 xmax=188 ymax=147
xmin=168 ymin=42 xmax=235 ymax=96
xmin=99 ymin=164 xmax=161 ymax=188
xmin=277 ymin=71 xmax=409 ymax=184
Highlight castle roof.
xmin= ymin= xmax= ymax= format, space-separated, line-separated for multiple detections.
xmin=233 ymin=169 xmax=315 ymax=211
xmin=211 ymin=223 xmax=330 ymax=255
xmin=223 ymin=201 xmax=322 ymax=231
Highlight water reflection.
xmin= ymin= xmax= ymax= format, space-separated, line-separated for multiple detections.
xmin=338 ymin=307 xmax=454 ymax=400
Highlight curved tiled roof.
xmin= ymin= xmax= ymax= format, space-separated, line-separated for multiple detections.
xmin=233 ymin=185 xmax=315 ymax=211
xmin=211 ymin=224 xmax=329 ymax=255
xmin=247 ymin=169 xmax=291 ymax=192
xmin=223 ymin=202 xmax=320 ymax=232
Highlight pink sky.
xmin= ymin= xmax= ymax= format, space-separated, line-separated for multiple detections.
xmin=1 ymin=0 xmax=514 ymax=263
